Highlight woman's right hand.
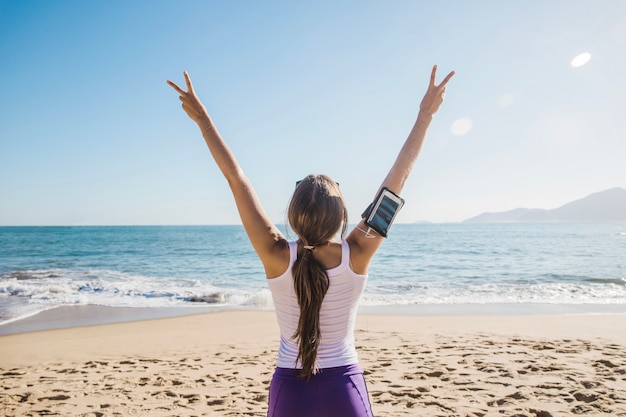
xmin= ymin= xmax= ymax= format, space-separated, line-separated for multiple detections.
xmin=167 ymin=71 xmax=210 ymax=125
xmin=418 ymin=65 xmax=455 ymax=117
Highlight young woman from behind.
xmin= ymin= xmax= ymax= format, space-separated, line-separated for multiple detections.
xmin=167 ymin=65 xmax=454 ymax=417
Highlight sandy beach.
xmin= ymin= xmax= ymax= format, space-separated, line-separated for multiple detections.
xmin=1 ymin=309 xmax=626 ymax=417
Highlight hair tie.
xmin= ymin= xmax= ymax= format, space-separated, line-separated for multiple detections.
xmin=303 ymin=245 xmax=315 ymax=251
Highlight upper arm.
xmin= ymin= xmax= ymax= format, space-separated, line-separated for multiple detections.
xmin=346 ymin=218 xmax=384 ymax=275
xmin=345 ymin=169 xmax=407 ymax=275
xmin=228 ymin=176 xmax=289 ymax=277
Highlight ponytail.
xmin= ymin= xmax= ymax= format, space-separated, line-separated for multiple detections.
xmin=292 ymin=246 xmax=329 ymax=379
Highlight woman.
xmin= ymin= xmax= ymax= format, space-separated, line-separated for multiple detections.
xmin=167 ymin=65 xmax=454 ymax=417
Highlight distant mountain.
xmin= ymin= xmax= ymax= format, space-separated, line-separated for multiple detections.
xmin=463 ymin=187 xmax=626 ymax=223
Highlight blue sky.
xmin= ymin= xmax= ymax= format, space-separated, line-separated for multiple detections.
xmin=1 ymin=0 xmax=625 ymax=225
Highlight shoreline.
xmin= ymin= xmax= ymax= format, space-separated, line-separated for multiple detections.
xmin=1 ymin=302 xmax=626 ymax=336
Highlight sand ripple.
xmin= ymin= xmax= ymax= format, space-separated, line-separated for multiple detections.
xmin=2 ymin=332 xmax=625 ymax=416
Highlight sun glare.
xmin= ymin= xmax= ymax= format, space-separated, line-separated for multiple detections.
xmin=571 ymin=52 xmax=591 ymax=68
xmin=451 ymin=117 xmax=473 ymax=136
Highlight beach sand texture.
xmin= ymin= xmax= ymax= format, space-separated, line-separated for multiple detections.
xmin=1 ymin=311 xmax=626 ymax=416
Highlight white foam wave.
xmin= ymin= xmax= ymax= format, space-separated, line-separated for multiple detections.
xmin=2 ymin=267 xmax=625 ymax=325
xmin=361 ymin=280 xmax=626 ymax=306
xmin=0 ymin=269 xmax=275 ymax=324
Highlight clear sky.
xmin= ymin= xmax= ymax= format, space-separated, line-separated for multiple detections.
xmin=1 ymin=0 xmax=625 ymax=225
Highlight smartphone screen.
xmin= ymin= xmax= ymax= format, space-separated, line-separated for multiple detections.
xmin=365 ymin=189 xmax=404 ymax=237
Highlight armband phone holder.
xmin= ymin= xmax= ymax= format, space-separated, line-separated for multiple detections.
xmin=361 ymin=187 xmax=404 ymax=238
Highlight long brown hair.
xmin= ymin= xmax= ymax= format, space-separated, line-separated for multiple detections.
xmin=287 ymin=174 xmax=348 ymax=379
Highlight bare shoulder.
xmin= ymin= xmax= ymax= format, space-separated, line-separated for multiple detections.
xmin=346 ymin=220 xmax=384 ymax=275
xmin=264 ymin=238 xmax=291 ymax=279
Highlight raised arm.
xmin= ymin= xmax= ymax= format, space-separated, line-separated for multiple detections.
xmin=379 ymin=65 xmax=454 ymax=194
xmin=347 ymin=65 xmax=455 ymax=271
xmin=167 ymin=72 xmax=287 ymax=276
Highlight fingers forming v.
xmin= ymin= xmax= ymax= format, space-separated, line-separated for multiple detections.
xmin=167 ymin=71 xmax=194 ymax=96
xmin=429 ymin=65 xmax=455 ymax=90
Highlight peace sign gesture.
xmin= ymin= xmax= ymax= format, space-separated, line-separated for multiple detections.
xmin=419 ymin=65 xmax=455 ymax=117
xmin=167 ymin=71 xmax=209 ymax=124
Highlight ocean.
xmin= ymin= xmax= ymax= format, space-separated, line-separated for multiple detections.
xmin=1 ymin=223 xmax=625 ymax=328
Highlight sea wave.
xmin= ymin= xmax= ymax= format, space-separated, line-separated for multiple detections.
xmin=361 ymin=279 xmax=626 ymax=306
xmin=2 ymin=267 xmax=626 ymax=325
xmin=0 ymin=269 xmax=274 ymax=325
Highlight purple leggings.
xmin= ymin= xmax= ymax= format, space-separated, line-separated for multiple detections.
xmin=267 ymin=364 xmax=373 ymax=417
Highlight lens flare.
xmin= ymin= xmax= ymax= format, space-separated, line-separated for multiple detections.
xmin=571 ymin=52 xmax=591 ymax=68
xmin=451 ymin=117 xmax=473 ymax=136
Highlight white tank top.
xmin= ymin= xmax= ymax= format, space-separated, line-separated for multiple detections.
xmin=267 ymin=240 xmax=368 ymax=369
